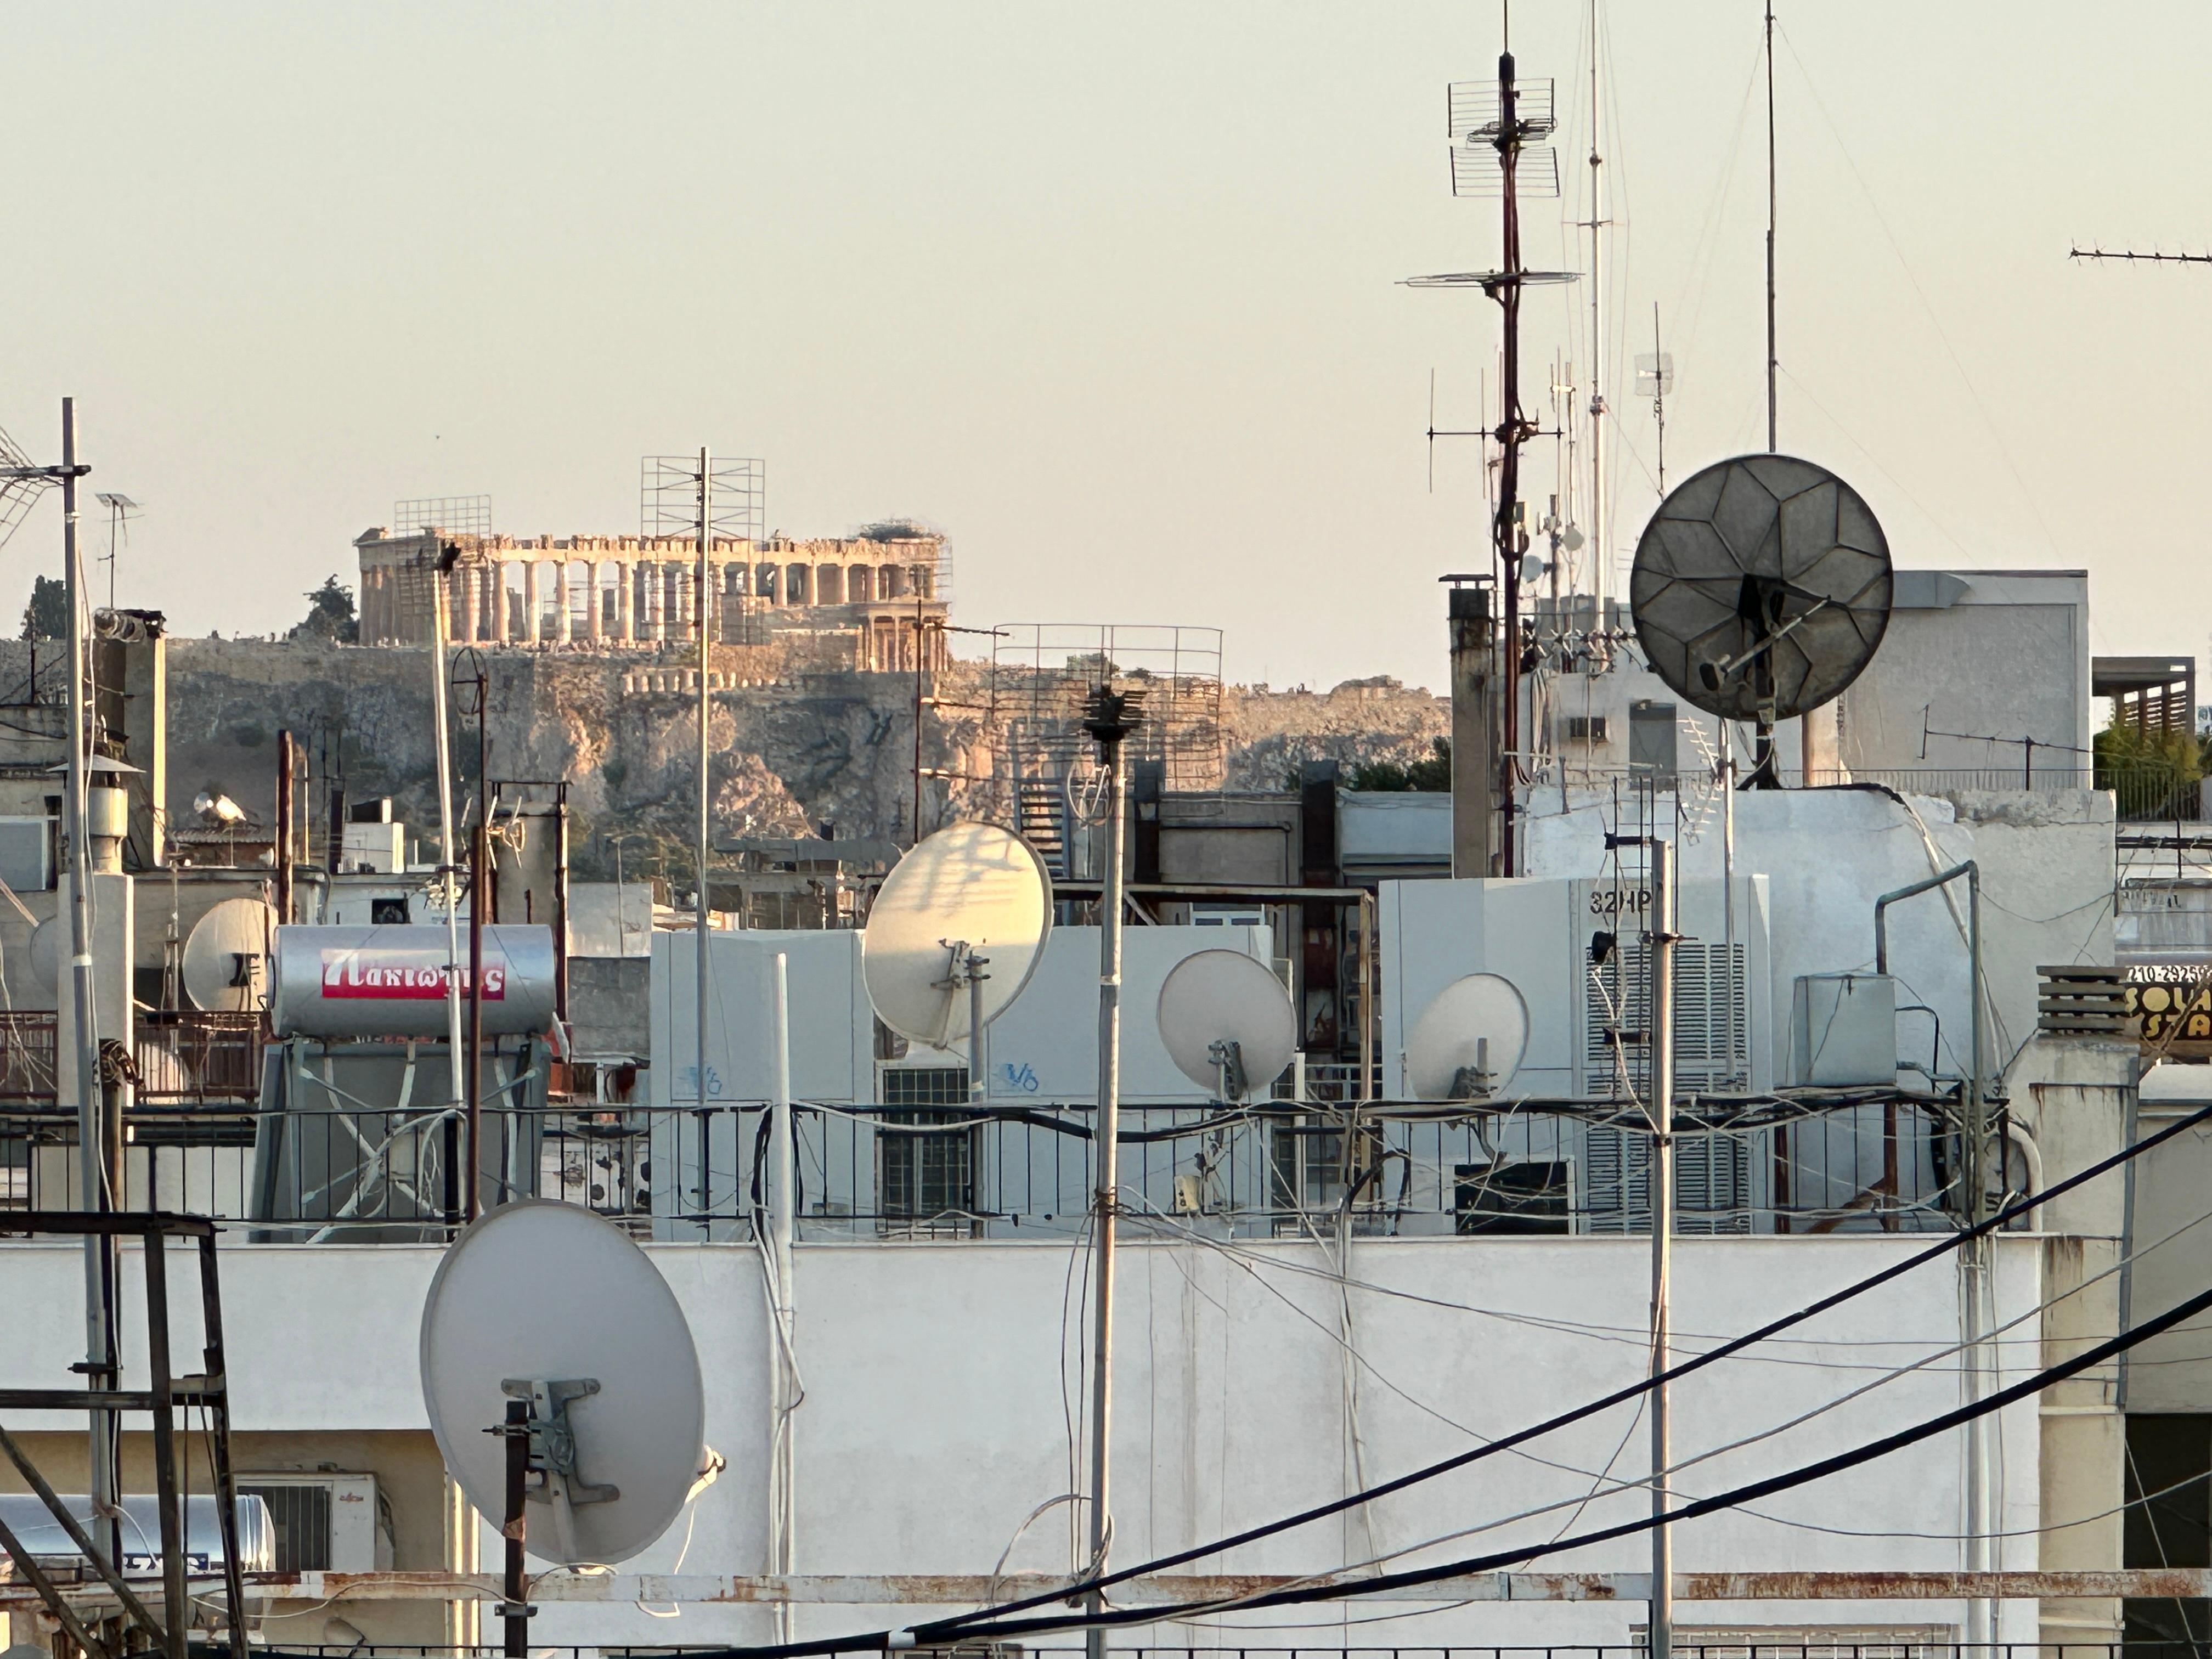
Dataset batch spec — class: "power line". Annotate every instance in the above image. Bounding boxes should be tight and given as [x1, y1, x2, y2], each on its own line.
[915, 1270, 2212, 1646]
[713, 1092, 2212, 1657]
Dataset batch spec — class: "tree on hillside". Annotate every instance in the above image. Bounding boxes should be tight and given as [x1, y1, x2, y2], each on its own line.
[19, 576, 66, 641]
[1350, 736, 1452, 792]
[293, 575, 359, 643]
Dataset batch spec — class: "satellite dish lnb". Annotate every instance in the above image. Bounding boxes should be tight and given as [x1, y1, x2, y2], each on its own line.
[1407, 973, 1530, 1100]
[862, 821, 1052, 1048]
[419, 1201, 706, 1567]
[1630, 454, 1892, 724]
[1158, 949, 1297, 1101]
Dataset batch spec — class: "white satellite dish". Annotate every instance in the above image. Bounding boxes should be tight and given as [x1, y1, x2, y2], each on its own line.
[862, 820, 1052, 1048]
[419, 1200, 706, 1567]
[1407, 973, 1530, 1100]
[26, 916, 59, 998]
[1157, 949, 1297, 1101]
[182, 896, 280, 1013]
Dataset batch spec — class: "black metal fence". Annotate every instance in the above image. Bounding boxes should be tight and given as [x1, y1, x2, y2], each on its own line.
[0, 1096, 1979, 1243]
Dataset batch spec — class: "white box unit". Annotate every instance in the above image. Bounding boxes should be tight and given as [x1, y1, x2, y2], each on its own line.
[235, 1472, 392, 1573]
[651, 929, 873, 1106]
[978, 923, 1274, 1103]
[1791, 973, 1899, 1086]
[1380, 876, 1771, 1099]
[0, 815, 52, 893]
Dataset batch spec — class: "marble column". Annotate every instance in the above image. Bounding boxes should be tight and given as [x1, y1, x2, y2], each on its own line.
[522, 561, 542, 644]
[615, 561, 633, 641]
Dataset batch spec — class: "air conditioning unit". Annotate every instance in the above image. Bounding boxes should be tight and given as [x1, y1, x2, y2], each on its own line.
[235, 1473, 393, 1573]
[1379, 876, 1772, 1100]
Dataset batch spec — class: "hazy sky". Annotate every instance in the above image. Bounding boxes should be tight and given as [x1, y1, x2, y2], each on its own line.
[4, 2, 2208, 695]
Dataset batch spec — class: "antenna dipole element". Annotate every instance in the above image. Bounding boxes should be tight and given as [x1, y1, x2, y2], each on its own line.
[2070, 246, 2212, 265]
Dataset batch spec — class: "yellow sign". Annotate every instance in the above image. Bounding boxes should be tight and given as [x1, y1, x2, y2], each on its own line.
[2123, 964, 2212, 1057]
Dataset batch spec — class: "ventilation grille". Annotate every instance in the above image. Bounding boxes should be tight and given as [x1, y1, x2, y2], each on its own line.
[1585, 943, 1747, 1093]
[1583, 1124, 1754, 1235]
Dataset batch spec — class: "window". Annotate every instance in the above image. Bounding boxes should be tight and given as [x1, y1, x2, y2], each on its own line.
[2126, 1414, 2212, 1648]
[878, 1066, 978, 1237]
[1454, 1160, 1572, 1233]
[1565, 715, 1609, 744]
[370, 897, 410, 926]
[1628, 699, 1678, 777]
[0, 817, 54, 893]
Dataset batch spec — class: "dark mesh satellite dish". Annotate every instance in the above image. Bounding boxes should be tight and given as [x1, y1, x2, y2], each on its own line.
[1629, 454, 1892, 724]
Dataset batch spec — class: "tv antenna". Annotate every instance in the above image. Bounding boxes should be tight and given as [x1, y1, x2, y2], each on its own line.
[1403, 35, 1578, 876]
[420, 1201, 709, 1654]
[1629, 454, 1893, 786]
[1636, 304, 1675, 497]
[1155, 948, 1297, 1104]
[94, 492, 140, 610]
[2070, 246, 2212, 266]
[1405, 972, 1530, 1101]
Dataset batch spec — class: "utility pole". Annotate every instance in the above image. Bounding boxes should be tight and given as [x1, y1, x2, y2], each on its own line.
[1646, 836, 1679, 1659]
[1080, 687, 1138, 1659]
[696, 449, 713, 1121]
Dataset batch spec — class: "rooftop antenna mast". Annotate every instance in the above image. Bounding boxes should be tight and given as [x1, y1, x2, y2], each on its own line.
[1585, 0, 1609, 603]
[1637, 307, 1675, 496]
[1765, 1, 1779, 451]
[1404, 16, 1572, 874]
[2, 404, 123, 1573]
[94, 493, 140, 611]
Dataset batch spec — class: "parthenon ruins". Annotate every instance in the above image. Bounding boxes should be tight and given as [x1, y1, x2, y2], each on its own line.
[352, 524, 952, 670]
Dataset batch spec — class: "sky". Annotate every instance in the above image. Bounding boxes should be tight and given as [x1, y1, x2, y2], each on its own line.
[3, 2, 2209, 696]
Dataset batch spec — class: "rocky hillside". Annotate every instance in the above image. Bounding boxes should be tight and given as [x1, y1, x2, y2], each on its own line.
[12, 639, 1449, 878]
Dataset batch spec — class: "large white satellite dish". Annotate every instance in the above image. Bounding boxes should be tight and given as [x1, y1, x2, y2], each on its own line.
[1406, 973, 1530, 1100]
[1157, 949, 1297, 1101]
[182, 896, 280, 1013]
[419, 1201, 705, 1566]
[862, 820, 1052, 1048]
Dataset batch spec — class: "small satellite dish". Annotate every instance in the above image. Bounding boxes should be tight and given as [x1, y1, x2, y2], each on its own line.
[420, 1201, 704, 1567]
[26, 916, 59, 997]
[1157, 949, 1297, 1101]
[1629, 454, 1892, 724]
[182, 897, 280, 1013]
[1407, 973, 1530, 1100]
[862, 821, 1052, 1048]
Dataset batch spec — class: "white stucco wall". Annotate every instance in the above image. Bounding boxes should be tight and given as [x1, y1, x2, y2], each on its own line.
[1519, 785, 2114, 1086]
[0, 1232, 2045, 1649]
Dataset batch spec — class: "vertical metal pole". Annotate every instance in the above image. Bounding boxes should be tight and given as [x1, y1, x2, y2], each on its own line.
[1720, 721, 1739, 1086]
[1083, 733, 1130, 1659]
[1587, 0, 1605, 611]
[1764, 0, 1779, 453]
[1493, 47, 1527, 877]
[769, 952, 796, 1643]
[502, 1398, 528, 1659]
[967, 953, 990, 1104]
[142, 1235, 187, 1659]
[275, 730, 294, 921]
[430, 562, 466, 1200]
[1648, 837, 1677, 1659]
[697, 450, 713, 1124]
[194, 1232, 250, 1659]
[1963, 867, 1994, 1650]
[466, 815, 486, 1222]
[62, 399, 120, 1573]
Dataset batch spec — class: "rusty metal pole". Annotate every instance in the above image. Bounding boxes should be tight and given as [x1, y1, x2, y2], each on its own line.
[1648, 838, 1678, 1659]
[501, 1398, 529, 1659]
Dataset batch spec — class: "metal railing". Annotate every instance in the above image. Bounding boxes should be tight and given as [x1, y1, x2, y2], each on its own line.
[189, 1645, 2212, 1659]
[0, 1097, 1977, 1243]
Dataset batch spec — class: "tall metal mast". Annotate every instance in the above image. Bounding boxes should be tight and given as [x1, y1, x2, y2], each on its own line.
[1587, 0, 1607, 607]
[1489, 46, 1542, 876]
[61, 402, 121, 1570]
[1765, 1, 1779, 452]
[696, 449, 713, 1126]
